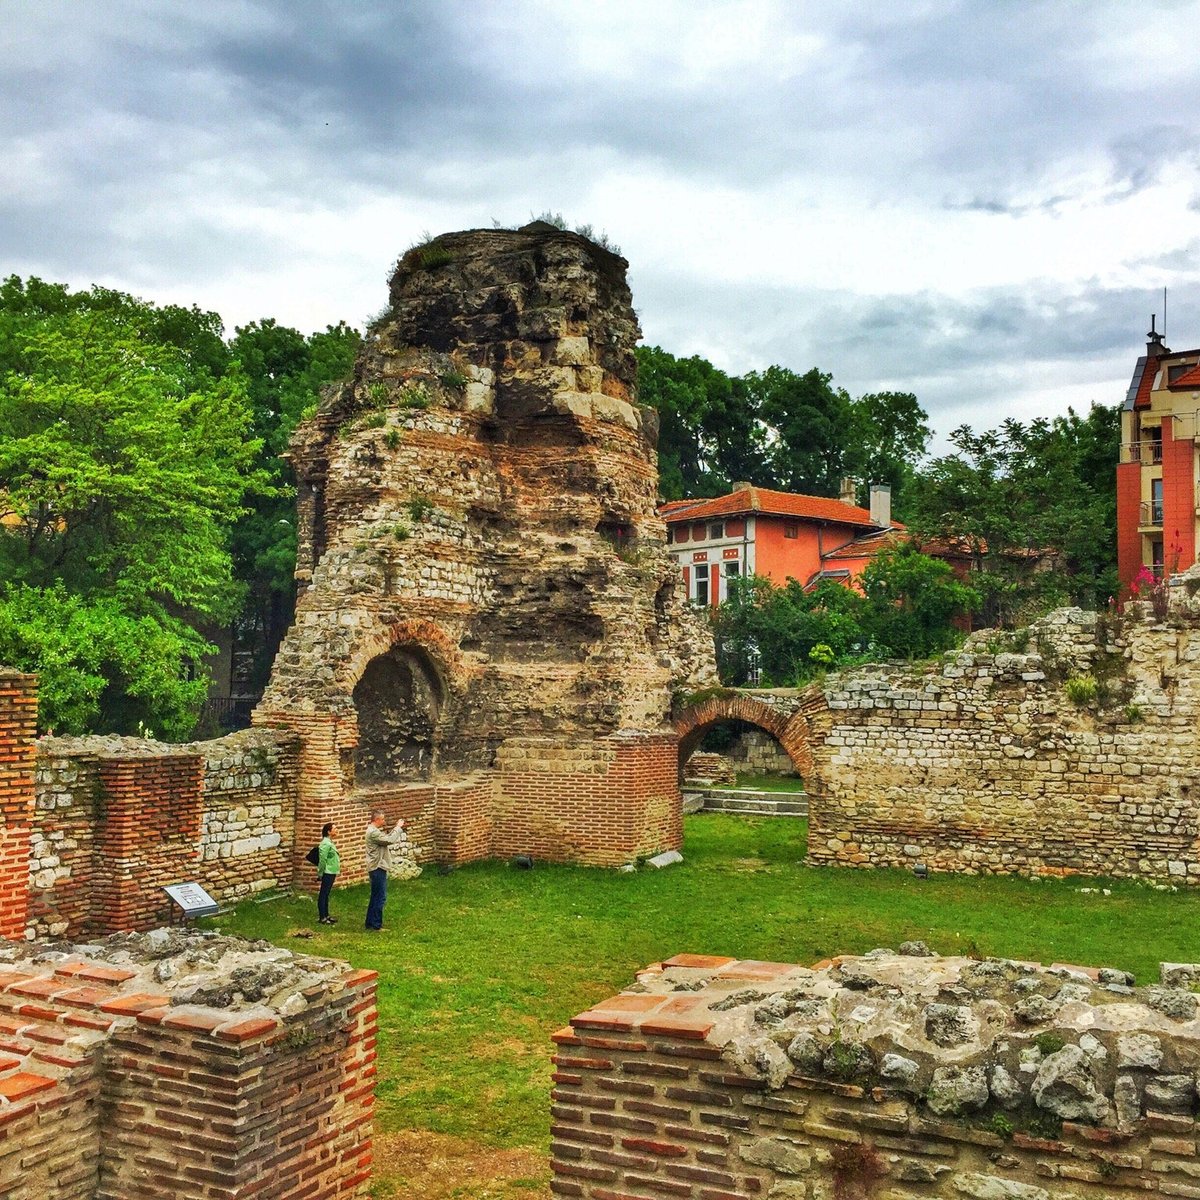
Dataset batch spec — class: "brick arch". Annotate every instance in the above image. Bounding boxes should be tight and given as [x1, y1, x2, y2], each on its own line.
[341, 618, 468, 697]
[673, 694, 814, 779]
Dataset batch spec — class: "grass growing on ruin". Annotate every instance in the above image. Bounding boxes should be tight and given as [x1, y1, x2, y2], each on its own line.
[212, 813, 1200, 1196]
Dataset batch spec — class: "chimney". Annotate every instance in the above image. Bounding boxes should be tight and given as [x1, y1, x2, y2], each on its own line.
[1148, 314, 1170, 357]
[869, 484, 891, 527]
[839, 477, 857, 506]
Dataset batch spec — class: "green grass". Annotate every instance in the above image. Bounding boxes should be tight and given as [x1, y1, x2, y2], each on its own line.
[211, 814, 1200, 1163]
[733, 771, 807, 792]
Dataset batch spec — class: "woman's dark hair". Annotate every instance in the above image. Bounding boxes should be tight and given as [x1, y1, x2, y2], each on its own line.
[322, 822, 334, 838]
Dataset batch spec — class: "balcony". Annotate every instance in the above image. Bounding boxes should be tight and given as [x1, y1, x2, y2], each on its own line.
[1122, 440, 1164, 464]
[1139, 500, 1164, 529]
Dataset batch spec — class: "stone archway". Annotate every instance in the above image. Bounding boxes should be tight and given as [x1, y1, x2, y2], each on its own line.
[673, 692, 815, 780]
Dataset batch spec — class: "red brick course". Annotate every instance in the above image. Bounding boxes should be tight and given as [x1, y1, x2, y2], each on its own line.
[0, 672, 36, 939]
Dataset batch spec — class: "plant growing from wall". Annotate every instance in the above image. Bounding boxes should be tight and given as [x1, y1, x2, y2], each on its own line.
[1064, 675, 1098, 707]
[407, 497, 434, 523]
[830, 1141, 885, 1200]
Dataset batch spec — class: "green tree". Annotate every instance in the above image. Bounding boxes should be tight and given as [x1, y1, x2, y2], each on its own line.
[846, 390, 931, 517]
[636, 345, 761, 498]
[741, 366, 853, 496]
[228, 319, 360, 687]
[713, 575, 869, 686]
[0, 283, 262, 735]
[860, 542, 978, 658]
[907, 406, 1118, 625]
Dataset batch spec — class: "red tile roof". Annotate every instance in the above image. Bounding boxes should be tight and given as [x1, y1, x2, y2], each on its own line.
[820, 528, 974, 563]
[1168, 362, 1200, 390]
[659, 486, 895, 528]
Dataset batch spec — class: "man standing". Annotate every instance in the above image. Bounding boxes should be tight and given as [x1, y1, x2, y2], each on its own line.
[365, 810, 406, 932]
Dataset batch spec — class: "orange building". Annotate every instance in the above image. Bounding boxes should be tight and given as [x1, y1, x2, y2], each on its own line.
[1117, 321, 1200, 592]
[659, 483, 898, 607]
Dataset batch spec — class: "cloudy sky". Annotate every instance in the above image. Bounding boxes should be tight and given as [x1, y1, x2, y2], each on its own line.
[5, 0, 1200, 444]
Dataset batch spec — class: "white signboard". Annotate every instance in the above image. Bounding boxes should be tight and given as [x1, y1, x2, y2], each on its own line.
[164, 882, 219, 918]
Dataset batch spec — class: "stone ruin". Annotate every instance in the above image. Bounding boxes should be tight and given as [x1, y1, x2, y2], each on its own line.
[555, 949, 1200, 1199]
[0, 929, 375, 1199]
[255, 223, 715, 874]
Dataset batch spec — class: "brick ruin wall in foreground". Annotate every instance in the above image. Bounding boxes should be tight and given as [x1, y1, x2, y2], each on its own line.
[554, 950, 1200, 1200]
[805, 603, 1200, 883]
[0, 929, 375, 1200]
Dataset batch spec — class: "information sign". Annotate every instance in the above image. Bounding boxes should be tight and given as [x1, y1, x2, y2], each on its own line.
[164, 882, 220, 919]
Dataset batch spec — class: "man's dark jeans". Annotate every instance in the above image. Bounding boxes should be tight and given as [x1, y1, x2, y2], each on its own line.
[366, 867, 388, 929]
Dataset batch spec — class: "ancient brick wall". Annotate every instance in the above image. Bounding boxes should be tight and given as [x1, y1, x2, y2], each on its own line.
[0, 670, 37, 939]
[806, 607, 1200, 884]
[554, 950, 1200, 1200]
[93, 751, 204, 931]
[28, 742, 100, 938]
[197, 730, 299, 902]
[0, 930, 375, 1200]
[725, 729, 796, 776]
[492, 734, 679, 866]
[23, 731, 300, 938]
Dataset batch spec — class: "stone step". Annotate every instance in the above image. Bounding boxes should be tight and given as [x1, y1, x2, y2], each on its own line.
[699, 787, 807, 803]
[696, 791, 808, 818]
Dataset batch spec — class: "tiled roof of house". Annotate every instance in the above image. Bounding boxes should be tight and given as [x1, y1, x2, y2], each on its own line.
[820, 528, 975, 564]
[1167, 362, 1200, 390]
[659, 486, 895, 529]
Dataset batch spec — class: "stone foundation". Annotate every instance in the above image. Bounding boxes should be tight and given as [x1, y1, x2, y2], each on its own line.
[553, 950, 1200, 1199]
[0, 929, 375, 1199]
[682, 751, 737, 787]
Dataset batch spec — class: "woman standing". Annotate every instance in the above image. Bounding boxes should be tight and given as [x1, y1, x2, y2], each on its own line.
[317, 822, 340, 925]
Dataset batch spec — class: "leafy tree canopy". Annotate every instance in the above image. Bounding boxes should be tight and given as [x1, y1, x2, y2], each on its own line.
[712, 545, 977, 687]
[907, 407, 1118, 624]
[0, 277, 264, 734]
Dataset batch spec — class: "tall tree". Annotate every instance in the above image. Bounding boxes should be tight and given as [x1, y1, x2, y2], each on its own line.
[228, 319, 361, 688]
[0, 282, 263, 735]
[907, 405, 1119, 626]
[636, 345, 761, 498]
[846, 390, 931, 517]
[740, 366, 852, 496]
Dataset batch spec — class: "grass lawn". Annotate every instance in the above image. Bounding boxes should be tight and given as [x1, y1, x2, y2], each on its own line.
[211, 814, 1200, 1197]
[733, 771, 807, 792]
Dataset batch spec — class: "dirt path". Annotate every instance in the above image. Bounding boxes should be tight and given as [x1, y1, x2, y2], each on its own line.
[371, 1130, 550, 1198]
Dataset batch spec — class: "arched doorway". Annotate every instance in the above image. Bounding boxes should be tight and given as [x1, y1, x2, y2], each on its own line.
[673, 693, 814, 782]
[352, 645, 445, 783]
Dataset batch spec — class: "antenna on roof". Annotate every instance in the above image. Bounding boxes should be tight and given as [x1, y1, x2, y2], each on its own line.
[1164, 287, 1167, 339]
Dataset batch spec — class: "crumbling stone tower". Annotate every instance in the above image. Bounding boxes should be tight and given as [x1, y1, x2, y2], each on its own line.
[256, 224, 715, 878]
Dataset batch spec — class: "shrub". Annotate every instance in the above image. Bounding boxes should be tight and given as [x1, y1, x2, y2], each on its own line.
[439, 367, 469, 390]
[385, 429, 402, 450]
[1064, 675, 1098, 707]
[1034, 1032, 1065, 1055]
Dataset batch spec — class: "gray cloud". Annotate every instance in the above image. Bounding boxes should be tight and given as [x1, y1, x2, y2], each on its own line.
[3, 0, 1200, 439]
